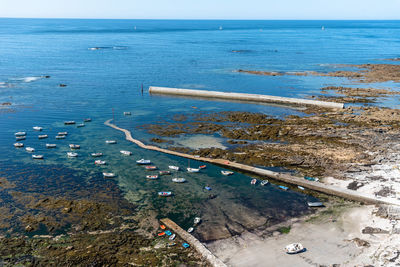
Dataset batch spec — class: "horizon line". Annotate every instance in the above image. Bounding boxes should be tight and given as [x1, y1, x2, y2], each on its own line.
[1, 17, 400, 21]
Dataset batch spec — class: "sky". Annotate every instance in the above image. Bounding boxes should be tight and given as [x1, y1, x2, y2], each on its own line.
[1, 0, 400, 20]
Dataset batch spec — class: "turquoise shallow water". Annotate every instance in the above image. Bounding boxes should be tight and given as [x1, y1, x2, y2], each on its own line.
[1, 19, 400, 240]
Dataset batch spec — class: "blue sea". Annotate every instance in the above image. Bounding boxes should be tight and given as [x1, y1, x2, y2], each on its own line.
[1, 19, 400, 240]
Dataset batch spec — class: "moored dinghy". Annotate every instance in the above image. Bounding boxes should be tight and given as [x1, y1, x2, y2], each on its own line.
[103, 172, 116, 178]
[120, 150, 132, 156]
[32, 154, 44, 159]
[26, 147, 35, 152]
[251, 179, 257, 185]
[194, 217, 201, 225]
[91, 152, 103, 157]
[159, 170, 171, 175]
[58, 132, 68, 136]
[95, 160, 106, 165]
[69, 144, 80, 149]
[187, 227, 194, 233]
[260, 180, 269, 186]
[77, 123, 85, 128]
[221, 170, 234, 176]
[16, 136, 26, 141]
[279, 185, 289, 191]
[46, 144, 56, 148]
[15, 132, 26, 136]
[105, 140, 116, 144]
[55, 135, 66, 139]
[33, 126, 43, 131]
[38, 134, 48, 139]
[67, 152, 78, 157]
[136, 159, 151, 165]
[187, 168, 200, 173]
[84, 118, 92, 122]
[307, 201, 324, 207]
[172, 178, 186, 183]
[168, 165, 179, 171]
[146, 175, 159, 180]
[199, 165, 206, 169]
[14, 143, 24, 148]
[64, 121, 75, 125]
[145, 165, 157, 170]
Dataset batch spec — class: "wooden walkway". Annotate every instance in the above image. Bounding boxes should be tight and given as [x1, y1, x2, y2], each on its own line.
[160, 218, 226, 267]
[105, 119, 399, 206]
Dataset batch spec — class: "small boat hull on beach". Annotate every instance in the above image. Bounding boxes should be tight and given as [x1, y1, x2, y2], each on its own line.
[285, 243, 304, 254]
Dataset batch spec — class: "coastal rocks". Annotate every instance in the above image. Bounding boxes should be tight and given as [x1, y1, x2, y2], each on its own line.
[361, 226, 389, 234]
[351, 237, 370, 247]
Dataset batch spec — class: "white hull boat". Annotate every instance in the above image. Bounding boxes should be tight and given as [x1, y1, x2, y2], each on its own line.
[103, 172, 116, 178]
[120, 150, 132, 156]
[194, 217, 201, 225]
[69, 144, 80, 149]
[26, 147, 35, 152]
[95, 160, 106, 165]
[16, 136, 26, 141]
[285, 243, 304, 254]
[187, 168, 200, 173]
[33, 126, 43, 131]
[260, 180, 269, 186]
[168, 165, 180, 171]
[105, 140, 116, 144]
[77, 123, 85, 128]
[55, 135, 66, 139]
[91, 153, 103, 157]
[187, 227, 194, 233]
[32, 154, 43, 159]
[64, 121, 75, 125]
[136, 159, 151, 165]
[67, 152, 78, 157]
[38, 135, 48, 139]
[14, 143, 24, 148]
[307, 201, 324, 207]
[58, 132, 68, 135]
[172, 178, 186, 183]
[15, 132, 26, 136]
[221, 170, 234, 176]
[146, 175, 159, 180]
[46, 144, 56, 148]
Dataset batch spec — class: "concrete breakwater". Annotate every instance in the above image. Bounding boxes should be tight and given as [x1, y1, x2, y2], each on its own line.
[104, 120, 397, 206]
[148, 86, 345, 109]
[160, 218, 227, 267]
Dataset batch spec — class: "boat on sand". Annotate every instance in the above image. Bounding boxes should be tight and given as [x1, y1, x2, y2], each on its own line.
[285, 243, 304, 254]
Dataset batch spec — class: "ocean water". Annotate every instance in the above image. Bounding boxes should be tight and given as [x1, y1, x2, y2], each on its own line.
[1, 19, 400, 239]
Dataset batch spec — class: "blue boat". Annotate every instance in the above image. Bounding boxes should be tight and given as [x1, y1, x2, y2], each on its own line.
[204, 186, 212, 191]
[165, 230, 172, 236]
[304, 176, 319, 182]
[279, 185, 289, 191]
[182, 243, 190, 248]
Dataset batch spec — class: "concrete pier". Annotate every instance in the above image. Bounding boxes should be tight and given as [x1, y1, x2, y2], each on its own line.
[104, 119, 399, 206]
[149, 86, 344, 109]
[160, 218, 227, 267]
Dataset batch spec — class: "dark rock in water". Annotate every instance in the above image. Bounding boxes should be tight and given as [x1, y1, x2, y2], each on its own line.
[59, 84, 67, 87]
[44, 75, 51, 78]
[1, 102, 11, 106]
[208, 194, 217, 199]
[361, 226, 389, 234]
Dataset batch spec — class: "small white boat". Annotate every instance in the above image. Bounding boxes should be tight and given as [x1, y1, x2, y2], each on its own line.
[159, 170, 171, 175]
[32, 154, 43, 159]
[187, 227, 194, 233]
[146, 175, 159, 180]
[91, 153, 103, 157]
[158, 191, 172, 197]
[307, 201, 324, 207]
[172, 178, 186, 183]
[103, 172, 116, 178]
[221, 170, 234, 176]
[95, 160, 106, 165]
[69, 144, 80, 149]
[25, 147, 35, 152]
[46, 144, 56, 148]
[67, 152, 78, 157]
[251, 179, 257, 185]
[33, 126, 43, 131]
[169, 234, 176, 240]
[187, 168, 200, 173]
[298, 186, 305, 190]
[16, 136, 26, 141]
[136, 159, 151, 165]
[58, 132, 68, 135]
[123, 112, 131, 115]
[14, 143, 24, 148]
[105, 140, 116, 144]
[194, 217, 201, 225]
[260, 180, 269, 186]
[285, 243, 304, 254]
[120, 150, 132, 156]
[168, 165, 180, 171]
[38, 135, 48, 139]
[55, 135, 66, 139]
[64, 121, 75, 125]
[15, 132, 26, 136]
[84, 118, 92, 122]
[77, 123, 85, 128]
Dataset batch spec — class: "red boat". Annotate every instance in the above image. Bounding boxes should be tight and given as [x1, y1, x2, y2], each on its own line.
[145, 165, 157, 170]
[199, 165, 207, 169]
